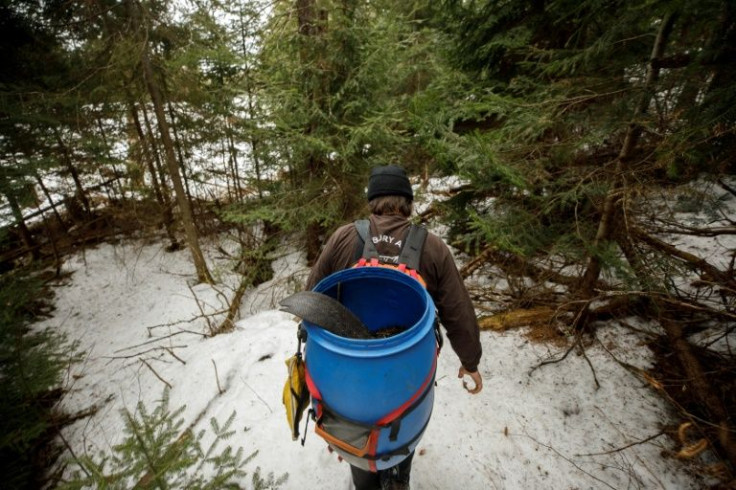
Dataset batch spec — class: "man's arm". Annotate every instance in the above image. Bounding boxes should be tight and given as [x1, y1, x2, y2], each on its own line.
[425, 236, 483, 394]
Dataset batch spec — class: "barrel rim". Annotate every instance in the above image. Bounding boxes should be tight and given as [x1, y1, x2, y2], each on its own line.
[305, 267, 435, 357]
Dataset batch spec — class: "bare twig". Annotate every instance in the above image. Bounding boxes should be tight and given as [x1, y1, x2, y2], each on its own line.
[141, 359, 172, 389]
[212, 359, 224, 395]
[530, 329, 600, 389]
[577, 431, 666, 456]
[103, 345, 187, 360]
[115, 330, 207, 353]
[213, 275, 251, 335]
[529, 335, 579, 374]
[514, 431, 619, 490]
[165, 347, 186, 365]
[145, 314, 227, 336]
[240, 376, 272, 413]
[187, 282, 214, 333]
[718, 178, 736, 198]
[579, 343, 601, 390]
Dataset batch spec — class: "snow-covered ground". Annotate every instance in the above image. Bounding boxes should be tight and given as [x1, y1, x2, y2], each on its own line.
[40, 241, 714, 489]
[39, 177, 736, 489]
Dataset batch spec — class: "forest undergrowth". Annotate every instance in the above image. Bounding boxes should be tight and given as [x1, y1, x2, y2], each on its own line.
[2, 184, 735, 488]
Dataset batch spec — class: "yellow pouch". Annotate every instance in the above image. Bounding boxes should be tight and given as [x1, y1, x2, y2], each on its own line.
[282, 353, 309, 441]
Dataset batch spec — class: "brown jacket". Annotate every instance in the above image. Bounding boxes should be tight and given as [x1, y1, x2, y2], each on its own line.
[306, 214, 482, 372]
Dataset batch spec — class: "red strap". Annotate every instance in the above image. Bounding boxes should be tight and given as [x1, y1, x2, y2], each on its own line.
[376, 350, 438, 426]
[305, 367, 322, 401]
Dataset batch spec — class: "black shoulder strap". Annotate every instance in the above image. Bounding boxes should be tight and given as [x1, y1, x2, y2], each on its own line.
[354, 219, 378, 263]
[397, 224, 427, 271]
[354, 220, 427, 270]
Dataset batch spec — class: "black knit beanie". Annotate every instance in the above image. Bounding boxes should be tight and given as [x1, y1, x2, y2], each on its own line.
[366, 165, 413, 201]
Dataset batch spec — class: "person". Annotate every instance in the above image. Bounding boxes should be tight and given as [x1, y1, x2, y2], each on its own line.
[305, 164, 483, 490]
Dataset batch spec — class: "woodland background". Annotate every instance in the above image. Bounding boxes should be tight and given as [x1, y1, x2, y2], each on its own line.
[0, 0, 734, 488]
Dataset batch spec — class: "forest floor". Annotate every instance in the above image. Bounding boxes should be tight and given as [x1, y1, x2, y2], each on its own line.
[37, 233, 724, 490]
[7, 180, 733, 489]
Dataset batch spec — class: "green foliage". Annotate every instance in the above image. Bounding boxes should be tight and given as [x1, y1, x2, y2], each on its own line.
[416, 0, 736, 281]
[254, 0, 449, 234]
[62, 389, 283, 489]
[0, 269, 78, 488]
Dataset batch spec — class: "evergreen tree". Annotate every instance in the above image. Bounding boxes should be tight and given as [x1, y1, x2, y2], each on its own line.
[253, 0, 444, 258]
[429, 0, 735, 279]
[0, 270, 78, 488]
[430, 0, 736, 469]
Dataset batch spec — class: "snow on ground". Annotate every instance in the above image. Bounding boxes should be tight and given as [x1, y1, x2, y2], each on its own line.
[39, 230, 714, 489]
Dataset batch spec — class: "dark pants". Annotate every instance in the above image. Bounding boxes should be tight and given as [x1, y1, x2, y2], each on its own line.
[350, 452, 414, 490]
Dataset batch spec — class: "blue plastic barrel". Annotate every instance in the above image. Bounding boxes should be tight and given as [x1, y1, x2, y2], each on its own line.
[304, 267, 437, 470]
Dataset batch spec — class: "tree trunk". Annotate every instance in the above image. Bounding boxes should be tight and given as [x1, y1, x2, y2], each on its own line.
[52, 129, 91, 217]
[238, 7, 264, 200]
[166, 100, 194, 207]
[141, 45, 213, 284]
[130, 103, 179, 248]
[296, 0, 329, 263]
[577, 13, 677, 297]
[33, 171, 65, 229]
[2, 186, 38, 260]
[225, 119, 243, 203]
[94, 115, 126, 201]
[130, 104, 165, 206]
[141, 104, 172, 203]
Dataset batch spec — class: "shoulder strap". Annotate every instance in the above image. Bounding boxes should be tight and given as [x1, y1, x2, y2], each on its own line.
[354, 220, 379, 263]
[397, 224, 427, 271]
[354, 220, 427, 270]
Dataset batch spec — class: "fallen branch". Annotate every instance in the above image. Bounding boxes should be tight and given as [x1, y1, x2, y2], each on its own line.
[478, 307, 558, 331]
[459, 245, 609, 291]
[650, 220, 736, 237]
[631, 226, 736, 289]
[658, 316, 736, 467]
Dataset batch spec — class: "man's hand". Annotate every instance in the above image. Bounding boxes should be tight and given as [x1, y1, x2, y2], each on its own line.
[458, 366, 483, 394]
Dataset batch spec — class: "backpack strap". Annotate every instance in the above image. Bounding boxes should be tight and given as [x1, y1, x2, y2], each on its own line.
[353, 219, 379, 264]
[354, 219, 427, 271]
[397, 224, 427, 271]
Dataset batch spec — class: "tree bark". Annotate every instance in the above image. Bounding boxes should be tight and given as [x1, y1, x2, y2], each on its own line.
[166, 100, 194, 207]
[133, 0, 213, 284]
[33, 171, 65, 229]
[52, 128, 91, 217]
[1, 185, 38, 260]
[296, 0, 329, 263]
[577, 13, 677, 297]
[238, 7, 264, 200]
[130, 104, 165, 206]
[225, 119, 243, 203]
[130, 102, 179, 248]
[140, 104, 171, 204]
